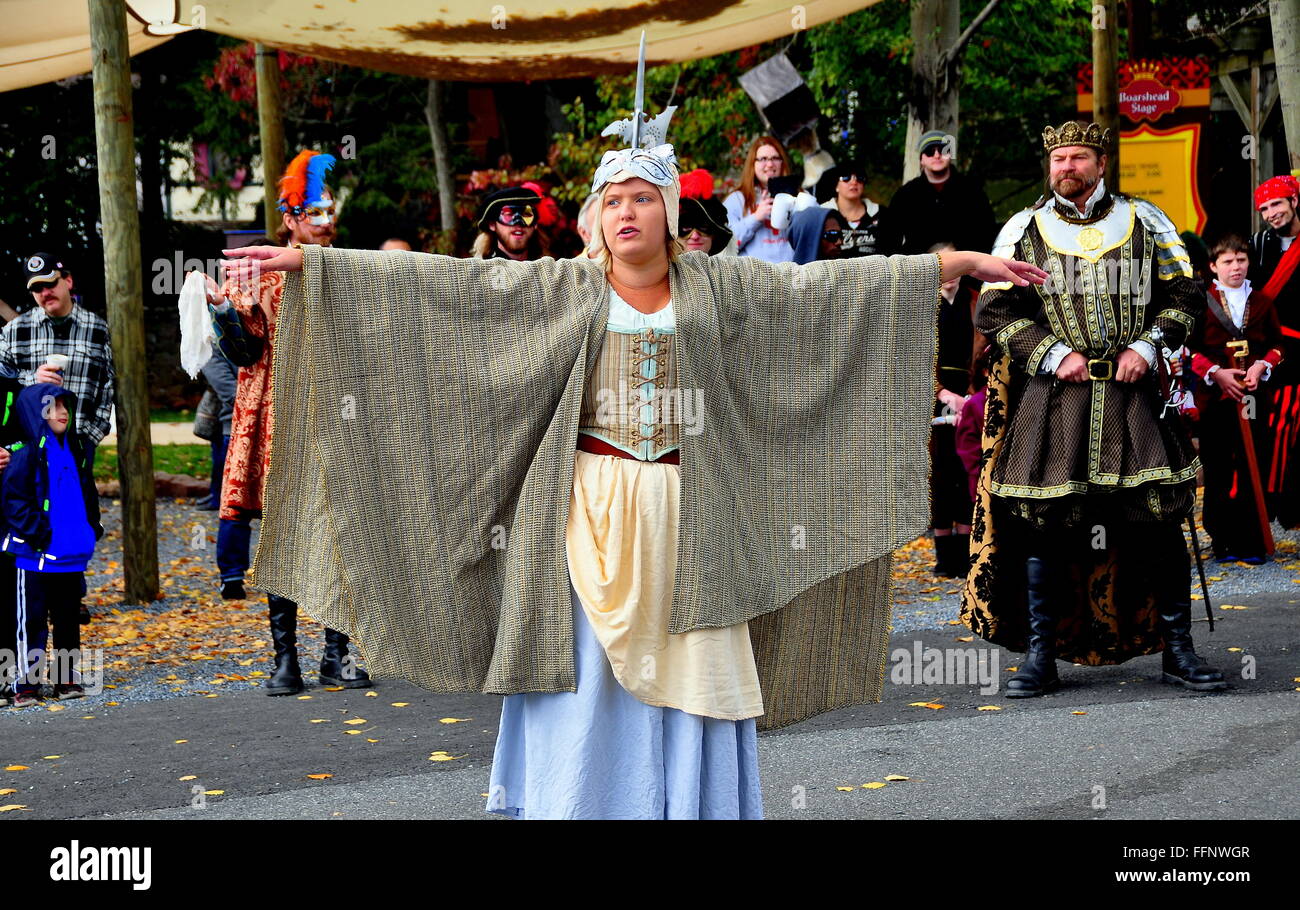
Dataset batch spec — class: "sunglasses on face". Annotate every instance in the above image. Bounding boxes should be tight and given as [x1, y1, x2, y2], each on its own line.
[922, 145, 948, 158]
[678, 226, 714, 238]
[838, 174, 864, 183]
[497, 205, 537, 227]
[822, 230, 844, 243]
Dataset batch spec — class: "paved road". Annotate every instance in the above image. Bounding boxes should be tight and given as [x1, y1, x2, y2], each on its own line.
[2, 592, 1295, 820]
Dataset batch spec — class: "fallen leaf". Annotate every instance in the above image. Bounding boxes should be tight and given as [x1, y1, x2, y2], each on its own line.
[884, 775, 910, 781]
[4, 765, 29, 772]
[862, 782, 887, 789]
[428, 751, 465, 762]
[42, 755, 60, 760]
[977, 705, 1002, 711]
[310, 719, 329, 724]
[344, 730, 362, 735]
[366, 738, 379, 743]
[0, 789, 15, 795]
[323, 686, 344, 692]
[203, 789, 224, 796]
[174, 740, 188, 744]
[0, 805, 28, 812]
[836, 786, 855, 792]
[343, 718, 367, 726]
[955, 636, 973, 642]
[365, 691, 378, 697]
[438, 717, 471, 724]
[1227, 647, 1243, 652]
[1071, 711, 1087, 715]
[306, 773, 333, 780]
[391, 702, 410, 708]
[297, 695, 313, 700]
[178, 775, 197, 781]
[1219, 605, 1249, 611]
[46, 705, 64, 712]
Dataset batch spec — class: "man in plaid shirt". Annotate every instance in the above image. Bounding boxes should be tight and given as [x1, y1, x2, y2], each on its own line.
[0, 253, 115, 458]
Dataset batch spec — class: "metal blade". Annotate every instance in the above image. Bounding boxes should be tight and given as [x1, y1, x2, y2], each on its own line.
[632, 31, 646, 147]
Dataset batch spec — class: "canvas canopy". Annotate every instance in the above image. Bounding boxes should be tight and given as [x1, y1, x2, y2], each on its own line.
[1, 0, 878, 91]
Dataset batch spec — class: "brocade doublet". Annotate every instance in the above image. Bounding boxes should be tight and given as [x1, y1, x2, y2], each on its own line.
[975, 195, 1202, 506]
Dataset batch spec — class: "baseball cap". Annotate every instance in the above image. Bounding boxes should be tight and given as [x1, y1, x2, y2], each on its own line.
[24, 252, 67, 288]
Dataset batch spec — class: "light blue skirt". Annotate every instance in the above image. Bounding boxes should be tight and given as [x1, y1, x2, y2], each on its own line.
[486, 583, 764, 819]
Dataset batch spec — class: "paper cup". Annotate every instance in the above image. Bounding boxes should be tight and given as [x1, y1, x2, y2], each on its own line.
[45, 354, 69, 371]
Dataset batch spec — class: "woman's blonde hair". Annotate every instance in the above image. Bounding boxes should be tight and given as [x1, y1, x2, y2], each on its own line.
[588, 177, 684, 273]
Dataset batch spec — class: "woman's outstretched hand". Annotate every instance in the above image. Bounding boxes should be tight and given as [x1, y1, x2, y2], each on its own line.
[940, 251, 1048, 287]
[220, 245, 304, 281]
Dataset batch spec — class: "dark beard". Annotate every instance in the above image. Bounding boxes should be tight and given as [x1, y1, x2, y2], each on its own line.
[1051, 173, 1099, 198]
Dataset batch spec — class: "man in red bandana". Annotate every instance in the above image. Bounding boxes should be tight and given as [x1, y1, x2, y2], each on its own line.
[1248, 175, 1300, 526]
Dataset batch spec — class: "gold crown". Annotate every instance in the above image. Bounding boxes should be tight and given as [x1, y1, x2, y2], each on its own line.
[1127, 61, 1161, 82]
[1043, 121, 1113, 154]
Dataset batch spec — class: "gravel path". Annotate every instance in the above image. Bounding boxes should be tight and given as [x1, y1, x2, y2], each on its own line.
[3, 495, 1292, 719]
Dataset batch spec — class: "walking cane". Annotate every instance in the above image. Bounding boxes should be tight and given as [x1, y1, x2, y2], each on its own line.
[1186, 517, 1214, 632]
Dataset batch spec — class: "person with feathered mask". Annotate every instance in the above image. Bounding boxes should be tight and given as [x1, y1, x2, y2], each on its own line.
[203, 149, 370, 698]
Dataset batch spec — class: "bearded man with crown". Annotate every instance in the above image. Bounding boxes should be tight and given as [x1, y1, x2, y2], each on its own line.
[962, 121, 1227, 699]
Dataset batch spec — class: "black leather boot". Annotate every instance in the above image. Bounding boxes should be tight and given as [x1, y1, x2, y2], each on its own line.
[1006, 555, 1061, 697]
[1156, 537, 1227, 691]
[265, 595, 304, 696]
[934, 535, 960, 577]
[320, 628, 372, 689]
[949, 533, 970, 578]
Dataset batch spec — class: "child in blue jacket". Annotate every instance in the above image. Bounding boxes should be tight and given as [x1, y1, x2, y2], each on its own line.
[2, 383, 102, 704]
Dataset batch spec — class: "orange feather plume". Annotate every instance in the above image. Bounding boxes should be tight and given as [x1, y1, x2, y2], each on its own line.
[277, 150, 314, 212]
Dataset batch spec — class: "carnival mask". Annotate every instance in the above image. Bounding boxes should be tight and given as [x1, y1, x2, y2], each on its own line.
[497, 205, 537, 227]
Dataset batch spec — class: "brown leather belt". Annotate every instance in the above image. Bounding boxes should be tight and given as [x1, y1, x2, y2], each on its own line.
[577, 433, 680, 465]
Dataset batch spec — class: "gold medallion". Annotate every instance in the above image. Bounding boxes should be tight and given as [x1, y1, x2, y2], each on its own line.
[1077, 227, 1104, 252]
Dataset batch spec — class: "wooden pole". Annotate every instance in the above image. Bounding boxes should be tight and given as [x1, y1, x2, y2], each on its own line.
[87, 0, 159, 604]
[255, 44, 285, 238]
[1092, 0, 1121, 192]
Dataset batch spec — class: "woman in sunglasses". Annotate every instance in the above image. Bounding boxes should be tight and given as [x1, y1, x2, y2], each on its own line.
[676, 168, 734, 256]
[814, 162, 899, 257]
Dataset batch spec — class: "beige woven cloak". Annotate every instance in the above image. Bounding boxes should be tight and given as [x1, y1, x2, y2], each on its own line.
[251, 245, 940, 731]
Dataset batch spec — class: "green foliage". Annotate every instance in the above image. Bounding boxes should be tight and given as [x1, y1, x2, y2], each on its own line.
[96, 445, 213, 484]
[548, 54, 765, 204]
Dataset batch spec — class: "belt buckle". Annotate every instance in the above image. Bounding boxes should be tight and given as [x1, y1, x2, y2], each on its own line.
[1226, 339, 1249, 363]
[1087, 358, 1113, 381]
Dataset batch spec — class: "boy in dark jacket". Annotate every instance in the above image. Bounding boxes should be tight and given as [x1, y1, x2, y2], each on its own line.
[0, 371, 22, 705]
[2, 384, 102, 705]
